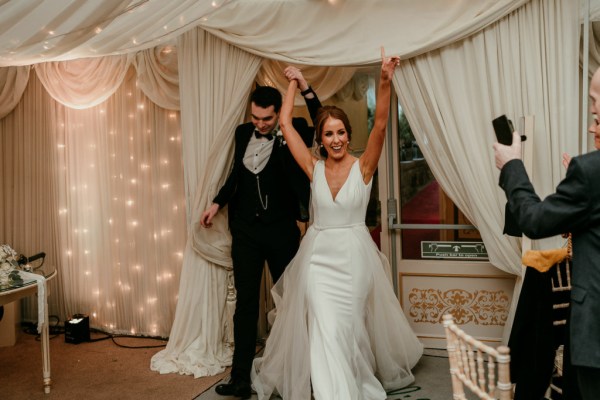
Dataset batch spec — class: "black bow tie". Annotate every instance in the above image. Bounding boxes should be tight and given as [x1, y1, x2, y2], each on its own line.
[254, 130, 274, 140]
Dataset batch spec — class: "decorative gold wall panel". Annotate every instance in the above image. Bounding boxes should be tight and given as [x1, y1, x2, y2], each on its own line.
[407, 288, 510, 326]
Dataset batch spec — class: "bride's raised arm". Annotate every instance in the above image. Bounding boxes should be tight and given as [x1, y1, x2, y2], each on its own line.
[279, 79, 316, 180]
[359, 49, 400, 183]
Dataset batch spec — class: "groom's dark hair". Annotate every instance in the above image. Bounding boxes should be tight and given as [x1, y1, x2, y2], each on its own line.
[251, 85, 282, 113]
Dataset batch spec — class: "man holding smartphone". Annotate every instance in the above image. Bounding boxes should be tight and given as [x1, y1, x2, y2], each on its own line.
[493, 67, 600, 400]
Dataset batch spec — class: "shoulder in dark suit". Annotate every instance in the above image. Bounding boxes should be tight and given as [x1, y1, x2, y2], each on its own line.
[500, 153, 600, 239]
[499, 151, 600, 368]
[213, 93, 321, 221]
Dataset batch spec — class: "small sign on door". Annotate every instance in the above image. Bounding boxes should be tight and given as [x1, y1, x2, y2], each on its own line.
[421, 241, 488, 260]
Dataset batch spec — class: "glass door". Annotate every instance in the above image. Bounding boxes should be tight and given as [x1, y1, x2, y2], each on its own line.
[377, 94, 515, 348]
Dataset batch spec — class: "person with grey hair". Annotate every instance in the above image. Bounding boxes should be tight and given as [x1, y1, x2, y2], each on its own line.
[493, 67, 600, 400]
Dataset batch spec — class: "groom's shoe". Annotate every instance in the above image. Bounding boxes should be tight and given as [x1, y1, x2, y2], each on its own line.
[215, 379, 252, 399]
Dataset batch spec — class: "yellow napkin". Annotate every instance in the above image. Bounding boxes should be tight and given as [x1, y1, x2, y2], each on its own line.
[522, 248, 569, 273]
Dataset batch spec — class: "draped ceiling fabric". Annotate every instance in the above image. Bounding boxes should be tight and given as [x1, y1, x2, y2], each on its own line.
[0, 0, 236, 67]
[35, 55, 134, 109]
[134, 47, 180, 110]
[0, 0, 595, 377]
[200, 0, 530, 66]
[0, 66, 30, 118]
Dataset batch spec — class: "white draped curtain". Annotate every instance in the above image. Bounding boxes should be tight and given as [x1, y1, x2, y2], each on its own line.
[396, 0, 580, 274]
[150, 29, 263, 377]
[0, 66, 30, 118]
[0, 0, 590, 378]
[0, 47, 186, 336]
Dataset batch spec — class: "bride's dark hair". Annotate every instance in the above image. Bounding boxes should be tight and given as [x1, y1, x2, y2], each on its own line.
[314, 106, 352, 158]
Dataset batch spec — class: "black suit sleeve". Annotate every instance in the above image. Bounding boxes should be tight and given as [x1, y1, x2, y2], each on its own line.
[297, 90, 322, 147]
[499, 158, 593, 239]
[213, 125, 247, 207]
[503, 202, 523, 237]
[304, 92, 322, 125]
[213, 170, 236, 208]
[293, 118, 312, 147]
[287, 117, 312, 222]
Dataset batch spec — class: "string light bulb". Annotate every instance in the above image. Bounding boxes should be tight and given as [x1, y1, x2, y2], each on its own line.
[48, 60, 185, 337]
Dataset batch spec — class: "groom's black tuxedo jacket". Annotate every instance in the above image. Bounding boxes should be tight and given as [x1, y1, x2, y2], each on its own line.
[500, 152, 600, 369]
[213, 96, 321, 227]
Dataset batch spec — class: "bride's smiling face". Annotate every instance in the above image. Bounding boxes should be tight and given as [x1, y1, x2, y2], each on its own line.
[321, 117, 350, 159]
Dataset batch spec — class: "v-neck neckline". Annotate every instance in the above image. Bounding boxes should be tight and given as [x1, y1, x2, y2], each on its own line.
[323, 160, 358, 202]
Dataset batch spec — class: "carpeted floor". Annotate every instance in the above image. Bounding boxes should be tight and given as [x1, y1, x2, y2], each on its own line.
[401, 181, 440, 225]
[1, 328, 469, 400]
[0, 329, 229, 400]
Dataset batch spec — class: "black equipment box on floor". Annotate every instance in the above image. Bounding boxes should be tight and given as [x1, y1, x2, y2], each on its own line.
[65, 314, 90, 344]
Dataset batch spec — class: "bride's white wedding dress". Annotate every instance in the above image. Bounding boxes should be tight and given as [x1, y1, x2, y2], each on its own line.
[252, 160, 423, 400]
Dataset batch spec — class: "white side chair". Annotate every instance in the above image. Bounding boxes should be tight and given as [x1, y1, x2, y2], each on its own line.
[443, 313, 513, 400]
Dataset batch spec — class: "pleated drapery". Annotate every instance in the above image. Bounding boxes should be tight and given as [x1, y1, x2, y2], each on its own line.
[0, 46, 186, 337]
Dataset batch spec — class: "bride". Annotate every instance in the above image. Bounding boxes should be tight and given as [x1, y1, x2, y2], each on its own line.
[251, 49, 423, 400]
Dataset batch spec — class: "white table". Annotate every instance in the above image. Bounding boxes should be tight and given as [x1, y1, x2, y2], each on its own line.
[0, 267, 56, 394]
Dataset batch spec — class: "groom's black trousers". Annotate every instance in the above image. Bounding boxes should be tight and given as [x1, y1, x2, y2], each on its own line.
[229, 218, 300, 382]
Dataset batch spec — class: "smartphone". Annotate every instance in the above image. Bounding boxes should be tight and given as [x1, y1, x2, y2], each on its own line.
[492, 115, 514, 146]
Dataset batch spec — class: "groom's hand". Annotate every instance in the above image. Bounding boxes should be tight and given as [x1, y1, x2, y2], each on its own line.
[200, 203, 220, 228]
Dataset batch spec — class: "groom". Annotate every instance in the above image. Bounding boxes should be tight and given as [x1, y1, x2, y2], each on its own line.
[200, 67, 321, 398]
